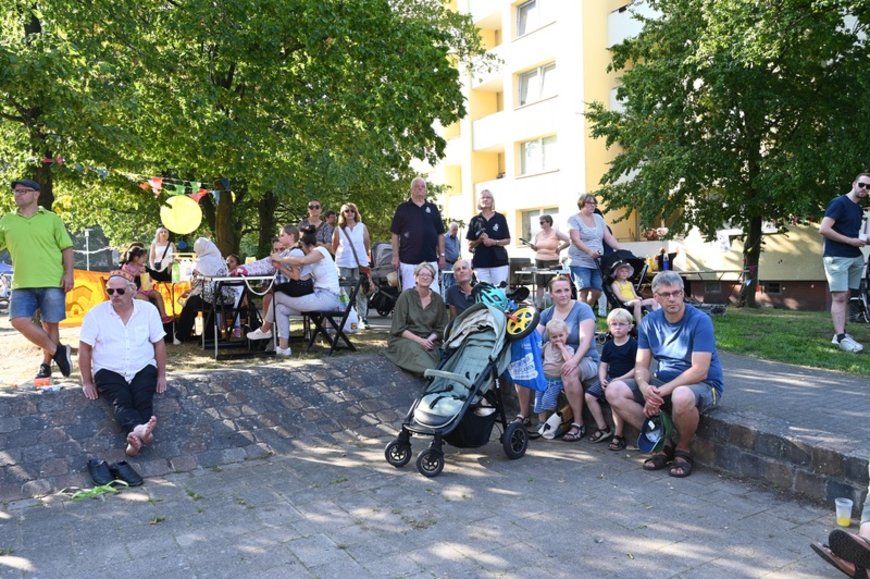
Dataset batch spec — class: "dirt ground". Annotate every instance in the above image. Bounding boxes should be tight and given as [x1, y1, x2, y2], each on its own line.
[0, 310, 390, 389]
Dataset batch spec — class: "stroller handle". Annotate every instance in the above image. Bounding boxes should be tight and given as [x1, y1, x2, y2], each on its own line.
[423, 369, 473, 391]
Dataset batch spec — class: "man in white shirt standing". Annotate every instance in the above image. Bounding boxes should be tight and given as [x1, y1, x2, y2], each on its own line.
[79, 271, 168, 457]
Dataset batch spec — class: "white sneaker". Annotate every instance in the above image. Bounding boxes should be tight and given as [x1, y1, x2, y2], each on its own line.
[247, 327, 273, 340]
[357, 321, 367, 330]
[833, 334, 864, 353]
[275, 346, 293, 357]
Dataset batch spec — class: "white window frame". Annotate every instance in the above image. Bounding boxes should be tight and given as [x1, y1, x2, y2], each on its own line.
[520, 135, 557, 175]
[518, 62, 556, 106]
[520, 207, 561, 242]
[516, 0, 552, 37]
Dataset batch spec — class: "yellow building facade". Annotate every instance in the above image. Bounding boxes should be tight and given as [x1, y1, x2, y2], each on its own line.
[431, 0, 849, 310]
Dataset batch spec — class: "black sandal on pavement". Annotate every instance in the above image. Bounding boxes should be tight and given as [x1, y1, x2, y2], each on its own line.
[589, 427, 613, 444]
[643, 443, 675, 471]
[668, 450, 694, 478]
[608, 435, 626, 451]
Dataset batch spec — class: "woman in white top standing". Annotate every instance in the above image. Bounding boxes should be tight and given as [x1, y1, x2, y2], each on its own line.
[148, 227, 176, 280]
[269, 225, 341, 356]
[332, 202, 371, 328]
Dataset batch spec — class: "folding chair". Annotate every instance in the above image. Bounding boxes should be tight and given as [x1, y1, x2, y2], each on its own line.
[302, 278, 362, 355]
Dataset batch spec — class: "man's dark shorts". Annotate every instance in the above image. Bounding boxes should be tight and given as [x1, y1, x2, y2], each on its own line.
[620, 377, 719, 415]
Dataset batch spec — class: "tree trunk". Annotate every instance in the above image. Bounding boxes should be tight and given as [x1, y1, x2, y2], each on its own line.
[215, 185, 235, 257]
[257, 191, 278, 257]
[739, 216, 762, 308]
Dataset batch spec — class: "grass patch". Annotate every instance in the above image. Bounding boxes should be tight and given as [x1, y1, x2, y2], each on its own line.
[711, 308, 869, 376]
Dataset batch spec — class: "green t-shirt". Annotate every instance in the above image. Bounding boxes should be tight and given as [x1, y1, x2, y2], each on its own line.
[0, 207, 73, 289]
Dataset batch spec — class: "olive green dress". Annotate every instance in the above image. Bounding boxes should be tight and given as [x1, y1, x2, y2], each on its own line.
[385, 288, 449, 375]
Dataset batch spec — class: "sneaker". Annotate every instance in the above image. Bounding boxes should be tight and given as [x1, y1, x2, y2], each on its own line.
[35, 363, 52, 379]
[357, 320, 367, 330]
[275, 346, 293, 357]
[247, 327, 273, 340]
[833, 334, 864, 353]
[52, 343, 72, 377]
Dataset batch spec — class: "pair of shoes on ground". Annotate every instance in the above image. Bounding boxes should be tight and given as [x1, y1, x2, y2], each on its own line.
[247, 327, 273, 340]
[51, 343, 72, 377]
[275, 346, 293, 357]
[87, 458, 143, 487]
[833, 334, 864, 353]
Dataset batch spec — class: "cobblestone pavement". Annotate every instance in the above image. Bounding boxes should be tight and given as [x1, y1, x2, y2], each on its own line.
[0, 432, 845, 578]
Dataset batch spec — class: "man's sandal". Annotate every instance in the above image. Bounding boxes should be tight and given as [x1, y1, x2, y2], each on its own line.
[669, 450, 694, 478]
[562, 423, 585, 442]
[642, 444, 675, 471]
[608, 435, 627, 451]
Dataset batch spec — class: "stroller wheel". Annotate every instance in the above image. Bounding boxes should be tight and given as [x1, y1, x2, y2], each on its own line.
[506, 306, 540, 341]
[384, 439, 412, 468]
[415, 449, 445, 478]
[502, 420, 528, 460]
[376, 306, 392, 317]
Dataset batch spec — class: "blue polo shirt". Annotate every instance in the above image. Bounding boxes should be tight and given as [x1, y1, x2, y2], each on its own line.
[390, 200, 445, 264]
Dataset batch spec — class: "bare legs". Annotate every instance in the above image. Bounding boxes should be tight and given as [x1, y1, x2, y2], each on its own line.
[11, 317, 59, 365]
[831, 290, 849, 335]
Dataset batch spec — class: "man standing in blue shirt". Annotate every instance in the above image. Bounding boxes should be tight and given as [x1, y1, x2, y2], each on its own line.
[606, 271, 723, 478]
[390, 177, 446, 293]
[819, 173, 868, 353]
[442, 221, 461, 291]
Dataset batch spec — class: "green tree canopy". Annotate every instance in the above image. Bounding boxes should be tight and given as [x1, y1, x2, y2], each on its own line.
[586, 0, 870, 306]
[1, 0, 489, 257]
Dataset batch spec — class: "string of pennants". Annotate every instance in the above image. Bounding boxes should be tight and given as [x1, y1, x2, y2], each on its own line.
[36, 155, 230, 204]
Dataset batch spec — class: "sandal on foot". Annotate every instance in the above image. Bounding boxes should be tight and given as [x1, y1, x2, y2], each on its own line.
[812, 543, 869, 579]
[514, 415, 540, 439]
[829, 529, 870, 569]
[562, 423, 585, 442]
[608, 435, 627, 451]
[642, 444, 675, 471]
[668, 450, 694, 478]
[589, 427, 613, 444]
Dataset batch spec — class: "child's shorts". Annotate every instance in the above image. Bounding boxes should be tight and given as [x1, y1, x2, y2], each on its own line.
[534, 376, 564, 414]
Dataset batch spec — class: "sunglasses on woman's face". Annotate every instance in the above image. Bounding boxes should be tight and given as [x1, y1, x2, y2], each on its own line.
[106, 288, 126, 296]
[308, 204, 320, 209]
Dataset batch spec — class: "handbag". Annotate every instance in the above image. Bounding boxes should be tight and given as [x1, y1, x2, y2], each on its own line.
[340, 226, 371, 294]
[149, 243, 172, 282]
[507, 332, 548, 392]
[276, 278, 315, 297]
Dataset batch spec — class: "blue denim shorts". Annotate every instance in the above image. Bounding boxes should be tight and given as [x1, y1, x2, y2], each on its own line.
[9, 287, 67, 323]
[570, 266, 603, 291]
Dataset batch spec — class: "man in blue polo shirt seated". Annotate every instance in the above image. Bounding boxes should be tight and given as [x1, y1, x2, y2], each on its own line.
[390, 177, 446, 294]
[605, 271, 724, 479]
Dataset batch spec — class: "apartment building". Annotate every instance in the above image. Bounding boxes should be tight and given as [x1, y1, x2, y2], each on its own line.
[431, 0, 837, 310]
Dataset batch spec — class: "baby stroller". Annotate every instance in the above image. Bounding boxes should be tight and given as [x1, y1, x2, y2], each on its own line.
[368, 241, 400, 317]
[384, 301, 529, 478]
[599, 249, 649, 312]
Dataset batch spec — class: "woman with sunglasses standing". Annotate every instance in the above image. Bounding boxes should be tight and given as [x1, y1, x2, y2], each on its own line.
[530, 214, 570, 307]
[332, 202, 371, 328]
[298, 199, 335, 253]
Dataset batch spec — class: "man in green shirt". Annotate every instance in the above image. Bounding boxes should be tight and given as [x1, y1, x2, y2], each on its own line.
[0, 179, 74, 378]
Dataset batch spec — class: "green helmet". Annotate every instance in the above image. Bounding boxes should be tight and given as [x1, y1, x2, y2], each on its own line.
[472, 282, 509, 311]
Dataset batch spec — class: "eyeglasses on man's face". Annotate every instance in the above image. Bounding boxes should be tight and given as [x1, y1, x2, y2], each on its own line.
[655, 289, 683, 299]
[106, 288, 127, 296]
[857, 182, 870, 190]
[308, 204, 320, 209]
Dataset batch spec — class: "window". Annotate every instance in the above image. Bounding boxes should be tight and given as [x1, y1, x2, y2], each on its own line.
[762, 282, 783, 295]
[518, 63, 556, 106]
[520, 207, 560, 242]
[517, 0, 551, 37]
[520, 135, 557, 175]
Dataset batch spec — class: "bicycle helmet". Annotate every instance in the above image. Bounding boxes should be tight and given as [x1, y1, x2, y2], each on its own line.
[472, 282, 509, 311]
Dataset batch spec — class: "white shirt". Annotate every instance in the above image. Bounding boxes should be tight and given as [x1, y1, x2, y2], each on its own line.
[334, 223, 370, 269]
[310, 246, 340, 294]
[80, 300, 166, 382]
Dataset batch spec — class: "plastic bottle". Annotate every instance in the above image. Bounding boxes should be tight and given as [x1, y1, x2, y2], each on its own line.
[171, 261, 180, 283]
[194, 311, 203, 336]
[662, 251, 670, 271]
